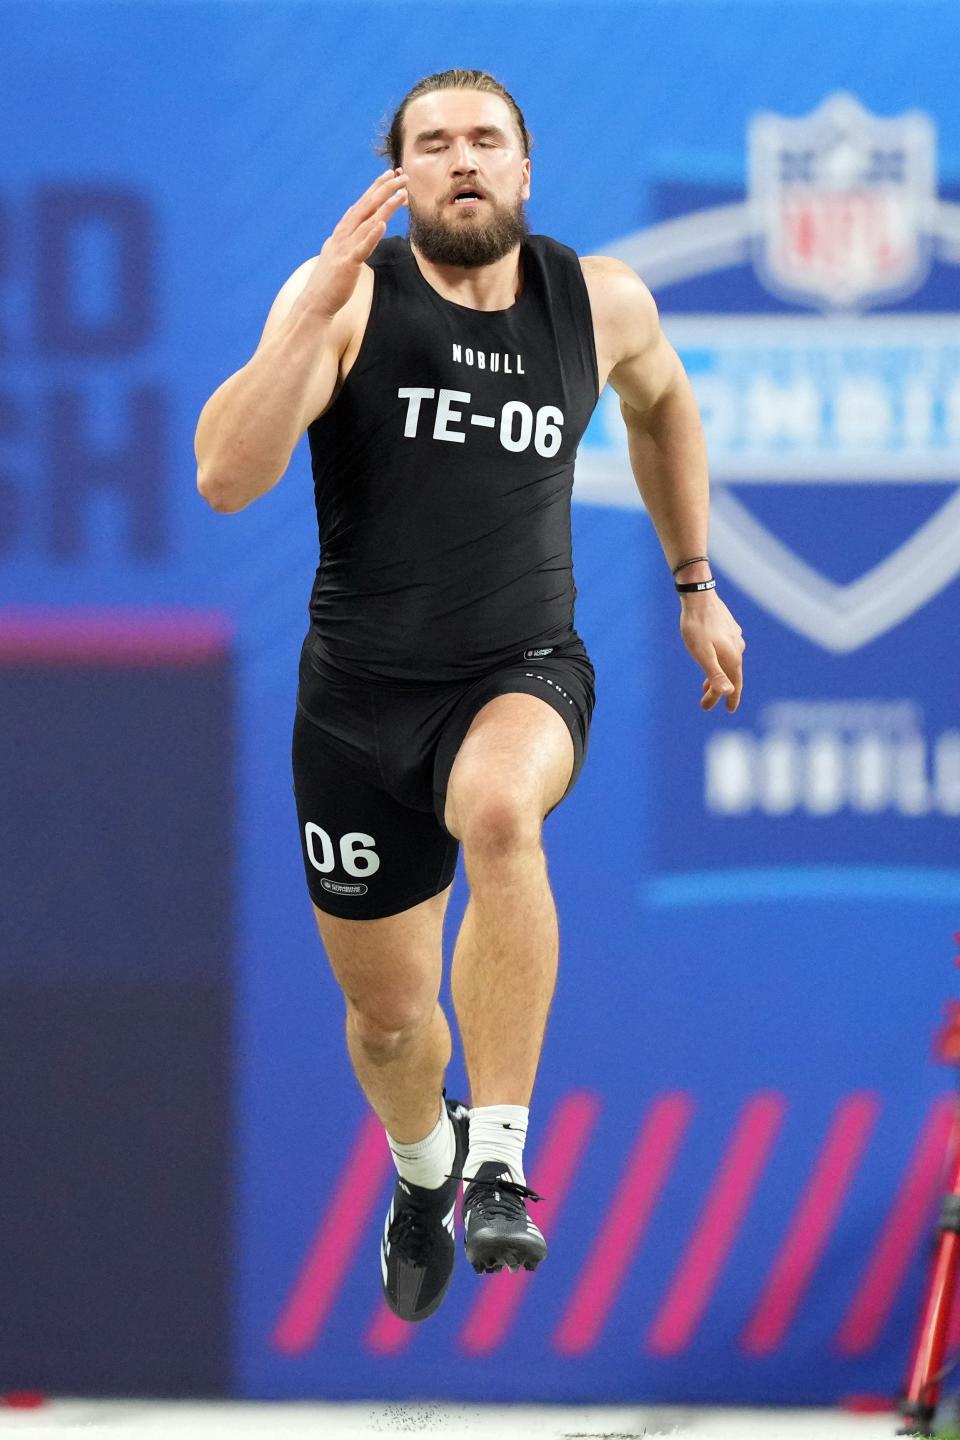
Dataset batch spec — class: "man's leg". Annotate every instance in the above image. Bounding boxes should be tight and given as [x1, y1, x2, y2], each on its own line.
[312, 887, 470, 1322]
[311, 887, 452, 1143]
[444, 692, 574, 1113]
[443, 692, 574, 1273]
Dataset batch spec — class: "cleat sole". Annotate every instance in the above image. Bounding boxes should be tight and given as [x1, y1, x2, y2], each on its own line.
[469, 1246, 543, 1275]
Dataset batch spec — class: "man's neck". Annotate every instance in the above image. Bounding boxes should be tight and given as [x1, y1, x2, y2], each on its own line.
[410, 242, 523, 312]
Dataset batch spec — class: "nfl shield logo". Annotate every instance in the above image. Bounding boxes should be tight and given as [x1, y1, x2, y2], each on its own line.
[748, 92, 936, 310]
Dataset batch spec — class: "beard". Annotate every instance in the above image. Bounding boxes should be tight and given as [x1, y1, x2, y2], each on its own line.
[407, 190, 529, 268]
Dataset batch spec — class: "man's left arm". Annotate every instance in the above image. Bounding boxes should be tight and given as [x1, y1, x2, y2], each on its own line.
[583, 255, 746, 713]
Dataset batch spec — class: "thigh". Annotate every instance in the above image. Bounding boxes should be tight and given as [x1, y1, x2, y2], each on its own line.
[444, 693, 574, 840]
[434, 644, 596, 836]
[292, 705, 459, 922]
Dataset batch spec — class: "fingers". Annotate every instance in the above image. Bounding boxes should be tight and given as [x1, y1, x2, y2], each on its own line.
[339, 169, 408, 233]
[700, 671, 734, 713]
[344, 180, 407, 261]
[727, 632, 746, 712]
[379, 184, 408, 218]
[352, 169, 405, 222]
[349, 216, 387, 263]
[696, 641, 741, 713]
[699, 653, 743, 712]
[349, 190, 406, 261]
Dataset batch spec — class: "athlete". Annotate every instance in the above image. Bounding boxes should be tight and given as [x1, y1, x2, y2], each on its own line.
[194, 69, 745, 1324]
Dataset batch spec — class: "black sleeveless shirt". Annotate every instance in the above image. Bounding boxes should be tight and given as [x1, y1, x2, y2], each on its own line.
[305, 234, 600, 682]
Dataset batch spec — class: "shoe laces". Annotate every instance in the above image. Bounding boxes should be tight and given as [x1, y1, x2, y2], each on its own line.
[458, 1171, 543, 1221]
[387, 1202, 436, 1266]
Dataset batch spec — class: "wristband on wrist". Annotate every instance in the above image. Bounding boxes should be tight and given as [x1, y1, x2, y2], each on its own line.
[671, 554, 710, 576]
[675, 577, 717, 594]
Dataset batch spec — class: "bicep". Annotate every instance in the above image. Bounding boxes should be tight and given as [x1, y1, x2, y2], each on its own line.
[609, 325, 686, 418]
[253, 256, 346, 430]
[254, 257, 321, 349]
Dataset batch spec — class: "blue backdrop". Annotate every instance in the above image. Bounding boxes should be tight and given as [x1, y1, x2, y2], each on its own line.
[2, 0, 959, 1406]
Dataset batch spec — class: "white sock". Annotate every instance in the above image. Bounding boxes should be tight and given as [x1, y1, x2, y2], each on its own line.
[463, 1104, 529, 1187]
[386, 1098, 455, 1191]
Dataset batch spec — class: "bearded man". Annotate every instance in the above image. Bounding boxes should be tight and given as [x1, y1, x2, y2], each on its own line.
[194, 69, 745, 1324]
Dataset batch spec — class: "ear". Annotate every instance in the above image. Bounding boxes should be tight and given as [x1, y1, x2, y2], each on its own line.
[520, 156, 531, 201]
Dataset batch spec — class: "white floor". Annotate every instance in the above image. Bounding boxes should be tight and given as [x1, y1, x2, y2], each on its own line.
[0, 1400, 925, 1439]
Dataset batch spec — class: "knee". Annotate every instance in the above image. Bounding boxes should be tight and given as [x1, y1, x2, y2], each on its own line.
[456, 787, 542, 862]
[347, 997, 434, 1058]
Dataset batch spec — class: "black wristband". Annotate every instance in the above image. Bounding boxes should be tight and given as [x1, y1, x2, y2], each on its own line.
[671, 554, 710, 576]
[675, 577, 717, 594]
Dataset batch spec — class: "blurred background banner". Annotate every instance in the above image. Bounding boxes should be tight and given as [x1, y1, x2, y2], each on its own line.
[2, 0, 959, 1406]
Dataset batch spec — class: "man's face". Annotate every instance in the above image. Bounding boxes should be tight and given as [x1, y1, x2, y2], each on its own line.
[400, 89, 531, 268]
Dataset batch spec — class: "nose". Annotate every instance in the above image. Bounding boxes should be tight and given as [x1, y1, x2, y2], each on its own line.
[449, 139, 479, 173]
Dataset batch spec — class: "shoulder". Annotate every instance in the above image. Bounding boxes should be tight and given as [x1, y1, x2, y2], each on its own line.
[579, 255, 662, 375]
[580, 255, 658, 333]
[574, 255, 675, 390]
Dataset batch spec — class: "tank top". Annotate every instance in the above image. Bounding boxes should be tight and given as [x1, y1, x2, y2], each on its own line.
[305, 234, 600, 683]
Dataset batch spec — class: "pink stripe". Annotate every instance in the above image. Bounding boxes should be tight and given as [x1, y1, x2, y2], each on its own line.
[740, 1092, 880, 1354]
[647, 1092, 787, 1355]
[367, 1300, 414, 1354]
[0, 607, 231, 665]
[272, 1113, 393, 1354]
[553, 1092, 695, 1356]
[835, 1094, 957, 1354]
[459, 1092, 599, 1356]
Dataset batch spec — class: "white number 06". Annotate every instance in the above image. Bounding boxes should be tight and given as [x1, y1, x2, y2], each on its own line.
[304, 824, 381, 877]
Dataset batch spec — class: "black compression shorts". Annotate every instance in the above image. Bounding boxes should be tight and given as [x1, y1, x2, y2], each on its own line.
[291, 632, 596, 920]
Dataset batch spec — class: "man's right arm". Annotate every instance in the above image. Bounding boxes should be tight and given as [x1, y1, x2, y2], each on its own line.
[194, 267, 344, 512]
[194, 168, 408, 513]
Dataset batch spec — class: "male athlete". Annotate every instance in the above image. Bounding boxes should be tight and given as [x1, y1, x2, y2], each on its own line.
[195, 70, 745, 1324]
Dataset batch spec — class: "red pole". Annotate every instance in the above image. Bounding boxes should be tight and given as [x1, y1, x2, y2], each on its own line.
[898, 948, 960, 1437]
[901, 1138, 960, 1420]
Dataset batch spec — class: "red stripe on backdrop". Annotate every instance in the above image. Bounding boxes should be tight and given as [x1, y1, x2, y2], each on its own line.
[646, 1092, 788, 1355]
[367, 1294, 412, 1355]
[835, 1094, 957, 1355]
[553, 1092, 696, 1356]
[740, 1092, 881, 1355]
[458, 1091, 600, 1357]
[0, 607, 231, 665]
[272, 1113, 393, 1354]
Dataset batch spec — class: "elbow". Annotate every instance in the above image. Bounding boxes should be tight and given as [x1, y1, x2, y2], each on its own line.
[196, 466, 248, 514]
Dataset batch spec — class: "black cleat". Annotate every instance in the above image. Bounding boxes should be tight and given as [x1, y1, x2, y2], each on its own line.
[462, 1161, 547, 1274]
[381, 1097, 470, 1322]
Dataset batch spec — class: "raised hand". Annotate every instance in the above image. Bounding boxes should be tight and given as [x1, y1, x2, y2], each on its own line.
[302, 169, 408, 320]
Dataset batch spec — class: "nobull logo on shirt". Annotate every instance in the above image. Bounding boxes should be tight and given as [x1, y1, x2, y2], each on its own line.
[451, 344, 525, 374]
